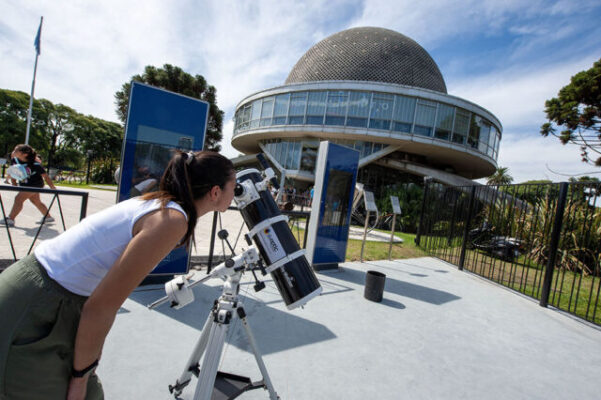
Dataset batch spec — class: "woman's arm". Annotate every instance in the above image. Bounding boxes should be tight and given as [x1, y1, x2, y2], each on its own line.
[67, 208, 187, 399]
[42, 173, 56, 189]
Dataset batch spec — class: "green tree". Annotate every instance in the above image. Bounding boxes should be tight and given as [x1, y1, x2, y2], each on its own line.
[35, 100, 77, 167]
[0, 89, 50, 158]
[487, 167, 513, 185]
[67, 114, 122, 159]
[541, 58, 601, 166]
[114, 64, 224, 151]
[0, 89, 29, 157]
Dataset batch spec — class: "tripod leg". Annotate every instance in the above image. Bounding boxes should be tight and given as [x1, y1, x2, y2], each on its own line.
[170, 311, 213, 396]
[237, 307, 279, 400]
[193, 309, 231, 400]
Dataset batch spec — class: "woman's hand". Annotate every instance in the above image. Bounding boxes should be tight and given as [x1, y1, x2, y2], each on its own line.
[66, 376, 88, 400]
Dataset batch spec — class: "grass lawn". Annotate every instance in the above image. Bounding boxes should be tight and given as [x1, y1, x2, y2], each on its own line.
[287, 223, 427, 262]
[425, 238, 601, 325]
[56, 182, 117, 191]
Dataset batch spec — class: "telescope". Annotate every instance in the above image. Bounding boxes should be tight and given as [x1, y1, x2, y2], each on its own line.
[149, 156, 322, 399]
[234, 156, 322, 309]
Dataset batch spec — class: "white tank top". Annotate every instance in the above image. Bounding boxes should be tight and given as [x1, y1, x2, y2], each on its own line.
[35, 198, 187, 296]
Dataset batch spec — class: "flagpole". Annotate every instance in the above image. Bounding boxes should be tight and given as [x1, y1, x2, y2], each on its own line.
[25, 16, 43, 145]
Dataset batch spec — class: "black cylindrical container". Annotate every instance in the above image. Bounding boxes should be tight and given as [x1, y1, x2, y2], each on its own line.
[364, 270, 386, 302]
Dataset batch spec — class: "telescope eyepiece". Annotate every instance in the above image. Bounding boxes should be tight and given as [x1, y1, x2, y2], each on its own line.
[234, 183, 244, 197]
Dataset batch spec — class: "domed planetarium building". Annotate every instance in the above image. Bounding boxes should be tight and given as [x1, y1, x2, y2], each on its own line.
[232, 27, 501, 192]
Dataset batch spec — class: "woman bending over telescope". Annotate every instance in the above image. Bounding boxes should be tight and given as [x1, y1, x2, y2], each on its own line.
[0, 151, 236, 400]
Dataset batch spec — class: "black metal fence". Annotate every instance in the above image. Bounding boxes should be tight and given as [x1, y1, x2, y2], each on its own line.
[416, 181, 601, 325]
[0, 185, 89, 263]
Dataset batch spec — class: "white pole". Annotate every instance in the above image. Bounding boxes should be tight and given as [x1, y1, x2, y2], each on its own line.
[25, 16, 43, 145]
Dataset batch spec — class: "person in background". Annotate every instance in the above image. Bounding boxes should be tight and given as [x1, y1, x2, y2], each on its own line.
[0, 150, 236, 399]
[2, 144, 56, 227]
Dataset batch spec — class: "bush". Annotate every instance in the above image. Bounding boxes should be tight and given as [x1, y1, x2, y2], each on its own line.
[90, 158, 117, 184]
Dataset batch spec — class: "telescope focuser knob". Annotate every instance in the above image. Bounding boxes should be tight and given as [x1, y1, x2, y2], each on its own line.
[254, 281, 266, 292]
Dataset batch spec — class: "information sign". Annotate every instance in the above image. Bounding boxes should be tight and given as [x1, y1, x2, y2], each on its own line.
[118, 82, 209, 275]
[391, 196, 401, 215]
[305, 142, 359, 269]
[364, 190, 378, 212]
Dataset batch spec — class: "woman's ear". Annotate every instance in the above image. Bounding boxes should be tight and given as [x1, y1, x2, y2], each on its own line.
[209, 185, 221, 202]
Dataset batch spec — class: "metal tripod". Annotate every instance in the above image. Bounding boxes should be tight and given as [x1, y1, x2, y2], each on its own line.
[172, 269, 278, 399]
[149, 245, 279, 400]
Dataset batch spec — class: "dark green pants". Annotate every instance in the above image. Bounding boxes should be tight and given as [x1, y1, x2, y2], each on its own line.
[0, 255, 103, 399]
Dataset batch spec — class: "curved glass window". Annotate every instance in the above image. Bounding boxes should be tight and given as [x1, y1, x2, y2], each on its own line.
[250, 99, 262, 128]
[392, 95, 415, 133]
[414, 99, 436, 137]
[238, 89, 501, 162]
[325, 91, 348, 126]
[468, 115, 481, 149]
[488, 126, 497, 157]
[347, 92, 370, 128]
[273, 94, 289, 125]
[370, 93, 393, 130]
[288, 92, 307, 125]
[435, 103, 454, 140]
[240, 104, 251, 129]
[452, 108, 470, 145]
[478, 122, 490, 154]
[260, 97, 274, 127]
[307, 91, 326, 125]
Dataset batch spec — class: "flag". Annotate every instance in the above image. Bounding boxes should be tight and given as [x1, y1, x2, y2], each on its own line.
[34, 17, 43, 55]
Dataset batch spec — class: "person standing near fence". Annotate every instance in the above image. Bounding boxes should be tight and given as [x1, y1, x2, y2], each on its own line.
[2, 144, 56, 227]
[0, 150, 236, 400]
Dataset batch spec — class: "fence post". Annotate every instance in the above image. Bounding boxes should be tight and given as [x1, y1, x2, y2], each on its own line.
[540, 182, 569, 308]
[415, 177, 432, 246]
[458, 185, 477, 271]
[79, 192, 88, 220]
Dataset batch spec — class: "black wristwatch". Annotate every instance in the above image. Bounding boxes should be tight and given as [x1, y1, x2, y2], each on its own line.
[72, 359, 99, 378]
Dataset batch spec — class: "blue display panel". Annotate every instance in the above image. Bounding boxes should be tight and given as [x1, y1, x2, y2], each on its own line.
[118, 82, 209, 275]
[306, 142, 359, 266]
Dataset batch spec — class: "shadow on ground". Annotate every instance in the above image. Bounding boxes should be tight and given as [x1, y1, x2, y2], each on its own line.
[129, 282, 337, 356]
[320, 263, 460, 306]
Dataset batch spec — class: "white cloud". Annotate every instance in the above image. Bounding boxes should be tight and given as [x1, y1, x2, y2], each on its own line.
[448, 55, 600, 130]
[498, 134, 600, 183]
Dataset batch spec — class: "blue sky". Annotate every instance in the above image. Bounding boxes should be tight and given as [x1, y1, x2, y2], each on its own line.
[1, 0, 600, 182]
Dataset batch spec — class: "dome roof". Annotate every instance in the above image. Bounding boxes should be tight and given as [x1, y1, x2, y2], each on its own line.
[285, 27, 447, 93]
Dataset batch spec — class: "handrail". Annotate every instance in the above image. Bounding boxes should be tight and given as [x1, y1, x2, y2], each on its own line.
[0, 185, 89, 262]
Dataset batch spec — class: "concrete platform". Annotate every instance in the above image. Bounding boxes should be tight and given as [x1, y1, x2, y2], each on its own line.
[99, 257, 601, 400]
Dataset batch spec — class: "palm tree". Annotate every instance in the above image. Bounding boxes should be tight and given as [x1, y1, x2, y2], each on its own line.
[487, 167, 513, 185]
